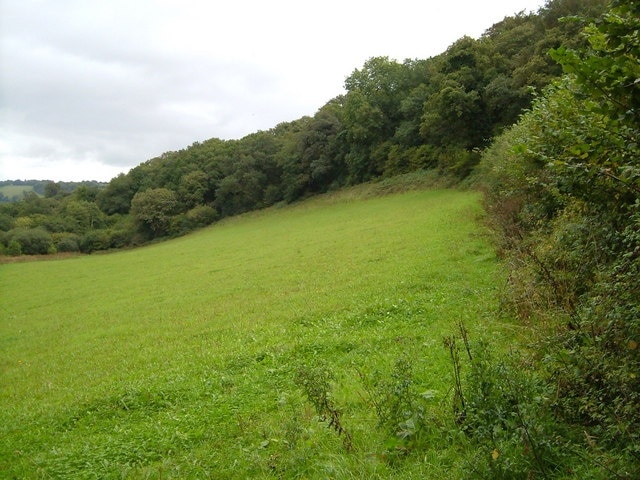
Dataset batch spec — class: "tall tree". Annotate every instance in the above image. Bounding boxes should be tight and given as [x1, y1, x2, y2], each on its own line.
[130, 188, 179, 236]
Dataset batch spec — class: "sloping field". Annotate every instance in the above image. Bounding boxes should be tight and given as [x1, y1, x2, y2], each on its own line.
[0, 186, 506, 478]
[0, 185, 36, 200]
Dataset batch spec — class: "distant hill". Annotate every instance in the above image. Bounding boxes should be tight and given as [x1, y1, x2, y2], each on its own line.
[0, 180, 107, 202]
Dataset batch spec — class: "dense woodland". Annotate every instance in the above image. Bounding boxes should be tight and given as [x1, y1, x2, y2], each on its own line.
[2, 0, 639, 475]
[0, 0, 607, 255]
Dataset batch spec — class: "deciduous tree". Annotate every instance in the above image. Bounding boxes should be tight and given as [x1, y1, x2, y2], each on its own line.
[130, 188, 178, 236]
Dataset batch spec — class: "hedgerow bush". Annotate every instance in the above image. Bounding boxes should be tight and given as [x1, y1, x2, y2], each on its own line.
[54, 233, 81, 253]
[10, 227, 55, 255]
[476, 1, 640, 476]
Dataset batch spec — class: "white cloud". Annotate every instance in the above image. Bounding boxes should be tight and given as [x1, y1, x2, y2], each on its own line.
[0, 0, 545, 182]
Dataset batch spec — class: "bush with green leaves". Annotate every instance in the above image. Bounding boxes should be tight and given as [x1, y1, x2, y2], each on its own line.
[456, 341, 566, 479]
[169, 205, 219, 236]
[54, 233, 81, 253]
[477, 1, 640, 475]
[9, 227, 55, 255]
[0, 213, 15, 231]
[6, 239, 22, 256]
[79, 229, 112, 253]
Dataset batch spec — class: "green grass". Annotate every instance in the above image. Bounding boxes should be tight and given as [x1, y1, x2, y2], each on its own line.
[0, 185, 37, 200]
[0, 184, 509, 478]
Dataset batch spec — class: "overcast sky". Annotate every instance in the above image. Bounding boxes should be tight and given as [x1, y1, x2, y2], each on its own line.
[1, 0, 546, 182]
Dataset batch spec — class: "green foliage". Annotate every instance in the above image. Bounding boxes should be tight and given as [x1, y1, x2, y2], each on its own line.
[357, 357, 437, 458]
[177, 170, 209, 209]
[130, 188, 179, 237]
[547, 203, 640, 465]
[1, 0, 606, 256]
[44, 181, 62, 198]
[295, 365, 353, 451]
[79, 229, 113, 253]
[0, 212, 15, 231]
[477, 1, 640, 475]
[456, 341, 563, 478]
[16, 191, 55, 216]
[213, 166, 267, 217]
[169, 205, 218, 236]
[420, 81, 483, 149]
[63, 199, 106, 233]
[96, 173, 137, 215]
[551, 0, 640, 121]
[72, 185, 101, 202]
[54, 232, 81, 253]
[279, 105, 346, 201]
[420, 38, 489, 150]
[6, 239, 22, 256]
[10, 227, 54, 255]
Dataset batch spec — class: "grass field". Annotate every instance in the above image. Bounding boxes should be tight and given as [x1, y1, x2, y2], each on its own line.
[0, 185, 37, 200]
[0, 184, 510, 478]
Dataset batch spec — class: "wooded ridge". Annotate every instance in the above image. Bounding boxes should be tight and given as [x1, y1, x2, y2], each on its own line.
[0, 0, 608, 255]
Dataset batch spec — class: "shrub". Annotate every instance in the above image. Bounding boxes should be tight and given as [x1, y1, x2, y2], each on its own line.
[457, 341, 564, 478]
[169, 205, 218, 236]
[11, 227, 54, 255]
[475, 2, 640, 474]
[79, 229, 111, 253]
[0, 213, 15, 231]
[547, 205, 640, 471]
[55, 234, 81, 253]
[357, 358, 431, 449]
[6, 239, 22, 256]
[107, 229, 133, 249]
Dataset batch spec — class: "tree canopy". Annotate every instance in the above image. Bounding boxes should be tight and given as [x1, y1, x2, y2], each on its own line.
[0, 0, 608, 255]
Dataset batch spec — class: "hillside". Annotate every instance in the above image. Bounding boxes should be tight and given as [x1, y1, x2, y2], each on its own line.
[0, 185, 506, 478]
[0, 0, 609, 256]
[0, 180, 107, 202]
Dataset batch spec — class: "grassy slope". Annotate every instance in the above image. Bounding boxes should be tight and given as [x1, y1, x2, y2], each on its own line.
[0, 185, 508, 478]
[0, 185, 36, 200]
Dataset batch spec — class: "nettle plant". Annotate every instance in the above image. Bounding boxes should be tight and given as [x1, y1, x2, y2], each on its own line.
[294, 365, 354, 452]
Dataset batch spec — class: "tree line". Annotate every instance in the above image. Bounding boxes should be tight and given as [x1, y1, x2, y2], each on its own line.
[0, 0, 607, 256]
